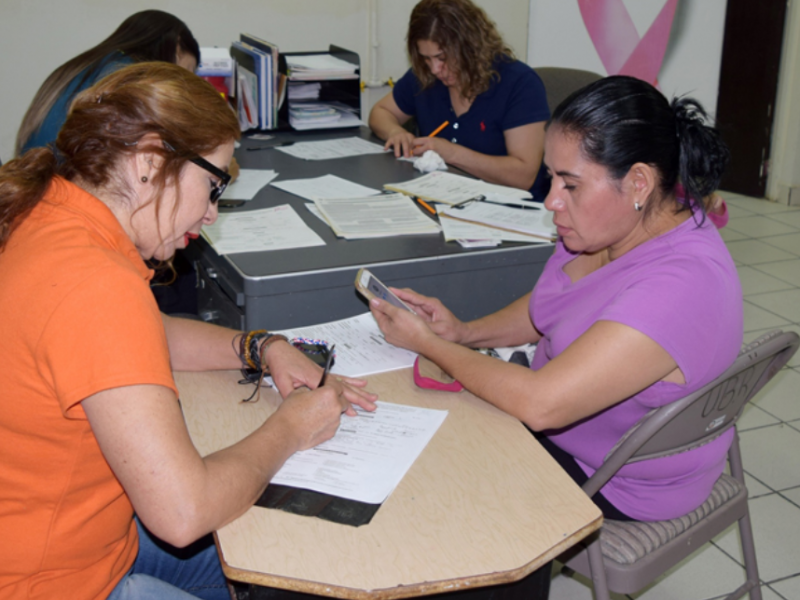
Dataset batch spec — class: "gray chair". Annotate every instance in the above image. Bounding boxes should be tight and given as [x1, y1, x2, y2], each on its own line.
[535, 67, 603, 114]
[559, 329, 800, 600]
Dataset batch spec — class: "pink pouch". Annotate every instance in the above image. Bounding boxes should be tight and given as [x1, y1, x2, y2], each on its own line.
[413, 356, 464, 392]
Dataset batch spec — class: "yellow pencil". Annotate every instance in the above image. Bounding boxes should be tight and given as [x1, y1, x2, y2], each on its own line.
[428, 120, 449, 137]
[416, 197, 437, 215]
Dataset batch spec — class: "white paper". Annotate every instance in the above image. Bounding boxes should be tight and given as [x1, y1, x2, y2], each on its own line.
[276, 137, 387, 161]
[442, 201, 556, 239]
[277, 312, 417, 378]
[220, 169, 278, 201]
[384, 171, 533, 205]
[314, 194, 441, 239]
[201, 204, 325, 254]
[437, 205, 552, 245]
[271, 401, 448, 504]
[272, 174, 381, 201]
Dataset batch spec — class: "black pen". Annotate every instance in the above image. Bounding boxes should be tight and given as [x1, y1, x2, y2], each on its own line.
[449, 195, 485, 209]
[246, 141, 295, 151]
[318, 344, 335, 387]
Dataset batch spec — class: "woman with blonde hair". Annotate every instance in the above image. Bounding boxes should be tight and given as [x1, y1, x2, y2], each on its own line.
[0, 62, 375, 600]
[369, 0, 550, 198]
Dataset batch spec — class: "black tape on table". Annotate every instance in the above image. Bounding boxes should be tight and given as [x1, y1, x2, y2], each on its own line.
[255, 484, 381, 527]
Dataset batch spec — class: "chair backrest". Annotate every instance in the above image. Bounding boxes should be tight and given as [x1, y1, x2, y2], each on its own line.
[583, 330, 800, 497]
[535, 67, 604, 114]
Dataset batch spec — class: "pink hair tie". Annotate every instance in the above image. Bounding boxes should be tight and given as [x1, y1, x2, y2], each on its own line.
[413, 356, 463, 392]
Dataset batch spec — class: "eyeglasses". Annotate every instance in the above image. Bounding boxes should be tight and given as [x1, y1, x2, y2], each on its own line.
[189, 155, 231, 205]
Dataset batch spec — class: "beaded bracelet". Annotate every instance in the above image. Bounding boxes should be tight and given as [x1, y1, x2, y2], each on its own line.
[233, 330, 288, 402]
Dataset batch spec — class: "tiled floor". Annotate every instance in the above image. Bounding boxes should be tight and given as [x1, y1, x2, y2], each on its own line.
[549, 192, 800, 600]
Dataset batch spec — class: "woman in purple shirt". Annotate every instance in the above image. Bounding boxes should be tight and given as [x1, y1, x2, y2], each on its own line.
[370, 76, 742, 523]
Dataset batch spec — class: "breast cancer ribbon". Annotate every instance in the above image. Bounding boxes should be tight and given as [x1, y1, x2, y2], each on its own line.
[578, 0, 679, 85]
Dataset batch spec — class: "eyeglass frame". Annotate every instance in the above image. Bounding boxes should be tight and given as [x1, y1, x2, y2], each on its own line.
[161, 141, 231, 205]
[188, 155, 231, 205]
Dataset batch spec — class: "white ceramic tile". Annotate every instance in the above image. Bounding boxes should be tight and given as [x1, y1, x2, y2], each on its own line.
[629, 544, 748, 600]
[747, 289, 800, 323]
[720, 227, 750, 243]
[726, 216, 800, 238]
[714, 493, 800, 582]
[780, 486, 800, 509]
[770, 575, 800, 600]
[763, 582, 794, 600]
[738, 425, 800, 490]
[744, 472, 774, 498]
[755, 259, 800, 287]
[724, 196, 799, 215]
[749, 368, 800, 422]
[725, 239, 796, 265]
[762, 232, 800, 256]
[772, 210, 800, 228]
[737, 266, 796, 295]
[737, 404, 781, 431]
[725, 203, 758, 219]
[743, 301, 791, 333]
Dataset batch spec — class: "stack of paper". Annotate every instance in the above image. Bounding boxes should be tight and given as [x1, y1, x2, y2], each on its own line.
[314, 194, 441, 239]
[441, 201, 556, 240]
[286, 53, 359, 80]
[384, 171, 532, 205]
[288, 82, 321, 100]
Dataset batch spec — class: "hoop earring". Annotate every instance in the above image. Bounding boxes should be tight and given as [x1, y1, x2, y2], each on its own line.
[634, 202, 642, 212]
[141, 176, 148, 183]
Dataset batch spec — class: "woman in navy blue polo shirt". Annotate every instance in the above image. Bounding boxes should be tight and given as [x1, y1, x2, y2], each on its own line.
[369, 0, 550, 199]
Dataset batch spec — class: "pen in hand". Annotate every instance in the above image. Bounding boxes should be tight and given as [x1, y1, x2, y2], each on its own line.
[318, 344, 335, 387]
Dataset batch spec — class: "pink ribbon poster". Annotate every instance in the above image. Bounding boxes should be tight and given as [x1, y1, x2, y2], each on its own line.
[578, 0, 679, 85]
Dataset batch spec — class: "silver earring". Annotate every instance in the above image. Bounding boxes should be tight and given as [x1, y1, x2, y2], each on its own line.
[141, 176, 148, 183]
[634, 202, 642, 212]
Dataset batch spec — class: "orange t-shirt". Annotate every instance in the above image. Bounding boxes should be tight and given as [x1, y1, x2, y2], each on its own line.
[0, 178, 177, 599]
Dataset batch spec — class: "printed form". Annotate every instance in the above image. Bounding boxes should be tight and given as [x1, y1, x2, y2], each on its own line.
[201, 204, 325, 254]
[271, 401, 448, 504]
[277, 312, 417, 377]
[276, 137, 387, 160]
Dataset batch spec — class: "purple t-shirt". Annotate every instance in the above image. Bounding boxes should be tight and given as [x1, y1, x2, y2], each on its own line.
[530, 215, 743, 521]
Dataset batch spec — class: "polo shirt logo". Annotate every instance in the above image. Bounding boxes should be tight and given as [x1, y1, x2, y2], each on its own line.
[480, 121, 486, 132]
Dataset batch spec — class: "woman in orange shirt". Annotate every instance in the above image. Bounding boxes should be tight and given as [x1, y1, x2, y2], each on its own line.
[0, 63, 375, 600]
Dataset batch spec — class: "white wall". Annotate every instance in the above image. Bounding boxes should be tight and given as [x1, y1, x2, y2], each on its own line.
[527, 0, 727, 117]
[0, 0, 529, 162]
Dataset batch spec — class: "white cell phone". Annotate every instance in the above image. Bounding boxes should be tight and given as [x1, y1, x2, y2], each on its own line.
[355, 268, 415, 313]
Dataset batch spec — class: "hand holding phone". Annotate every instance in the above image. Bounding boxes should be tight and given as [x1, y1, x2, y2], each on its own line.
[355, 269, 416, 314]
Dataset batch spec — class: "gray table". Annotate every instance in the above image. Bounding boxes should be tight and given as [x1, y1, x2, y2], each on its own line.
[189, 128, 553, 330]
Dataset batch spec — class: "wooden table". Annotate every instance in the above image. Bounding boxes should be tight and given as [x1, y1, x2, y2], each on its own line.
[175, 369, 602, 600]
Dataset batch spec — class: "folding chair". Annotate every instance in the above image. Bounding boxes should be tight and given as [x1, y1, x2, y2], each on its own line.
[534, 67, 603, 113]
[559, 330, 800, 600]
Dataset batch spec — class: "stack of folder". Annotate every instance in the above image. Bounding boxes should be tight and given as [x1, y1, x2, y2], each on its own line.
[230, 34, 286, 131]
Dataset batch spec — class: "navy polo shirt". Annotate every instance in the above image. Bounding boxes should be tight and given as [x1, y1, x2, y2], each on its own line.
[393, 58, 551, 199]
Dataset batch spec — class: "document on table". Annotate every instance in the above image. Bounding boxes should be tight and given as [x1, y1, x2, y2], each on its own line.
[384, 171, 533, 205]
[271, 174, 381, 201]
[437, 205, 553, 245]
[271, 401, 448, 504]
[220, 169, 278, 201]
[314, 193, 441, 239]
[277, 312, 417, 377]
[201, 204, 325, 254]
[275, 136, 387, 160]
[442, 201, 556, 240]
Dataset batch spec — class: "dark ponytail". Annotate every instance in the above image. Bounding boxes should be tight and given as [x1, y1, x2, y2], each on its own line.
[0, 149, 60, 251]
[549, 75, 729, 220]
[672, 97, 730, 210]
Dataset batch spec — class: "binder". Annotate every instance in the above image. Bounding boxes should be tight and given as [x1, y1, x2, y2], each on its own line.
[240, 34, 282, 127]
[230, 41, 271, 130]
